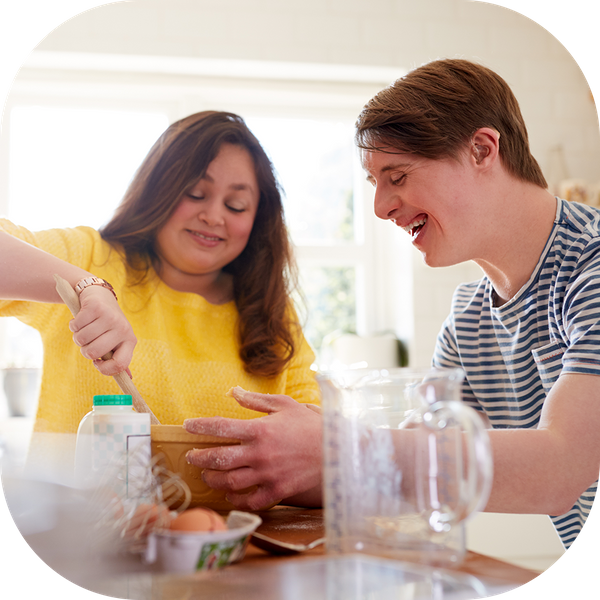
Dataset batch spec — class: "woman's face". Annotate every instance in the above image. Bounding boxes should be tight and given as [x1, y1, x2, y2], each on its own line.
[156, 143, 260, 288]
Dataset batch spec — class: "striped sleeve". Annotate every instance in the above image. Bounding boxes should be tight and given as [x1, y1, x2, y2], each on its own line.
[561, 249, 600, 375]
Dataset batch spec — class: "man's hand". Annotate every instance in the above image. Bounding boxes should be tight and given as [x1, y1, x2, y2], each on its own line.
[183, 387, 323, 511]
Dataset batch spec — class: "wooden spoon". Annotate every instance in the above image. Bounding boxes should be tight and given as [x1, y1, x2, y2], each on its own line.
[54, 273, 160, 424]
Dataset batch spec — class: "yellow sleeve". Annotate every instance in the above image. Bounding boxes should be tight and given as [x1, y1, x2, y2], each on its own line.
[0, 219, 101, 266]
[0, 220, 109, 326]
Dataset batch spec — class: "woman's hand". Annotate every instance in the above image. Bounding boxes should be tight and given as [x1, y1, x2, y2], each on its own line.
[69, 285, 137, 376]
[183, 387, 323, 511]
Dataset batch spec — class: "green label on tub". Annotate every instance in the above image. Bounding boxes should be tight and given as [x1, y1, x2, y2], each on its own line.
[196, 536, 248, 570]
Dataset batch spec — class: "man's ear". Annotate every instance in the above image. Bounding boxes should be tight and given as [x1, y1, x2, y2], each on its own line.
[470, 128, 500, 167]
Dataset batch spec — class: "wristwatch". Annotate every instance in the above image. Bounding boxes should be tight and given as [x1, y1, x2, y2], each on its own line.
[74, 276, 118, 300]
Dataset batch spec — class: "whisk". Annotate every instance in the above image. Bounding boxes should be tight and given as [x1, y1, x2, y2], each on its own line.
[85, 446, 192, 554]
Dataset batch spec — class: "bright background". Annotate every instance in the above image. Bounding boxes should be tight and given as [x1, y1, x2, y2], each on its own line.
[0, 0, 600, 566]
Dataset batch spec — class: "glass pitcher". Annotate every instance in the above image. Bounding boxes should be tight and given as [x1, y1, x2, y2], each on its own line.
[318, 367, 493, 567]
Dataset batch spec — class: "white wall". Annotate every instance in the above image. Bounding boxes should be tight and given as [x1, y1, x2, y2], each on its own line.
[5, 0, 599, 570]
[23, 0, 599, 368]
[32, 0, 598, 182]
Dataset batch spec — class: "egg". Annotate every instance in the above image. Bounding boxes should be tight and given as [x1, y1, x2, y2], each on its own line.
[169, 507, 228, 532]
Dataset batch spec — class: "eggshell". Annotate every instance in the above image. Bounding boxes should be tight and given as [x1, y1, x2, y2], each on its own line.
[169, 507, 228, 532]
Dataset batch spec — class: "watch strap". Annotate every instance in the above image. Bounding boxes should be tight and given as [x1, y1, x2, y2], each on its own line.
[74, 276, 118, 301]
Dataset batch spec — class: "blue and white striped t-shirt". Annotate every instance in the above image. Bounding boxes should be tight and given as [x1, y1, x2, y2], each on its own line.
[433, 197, 599, 549]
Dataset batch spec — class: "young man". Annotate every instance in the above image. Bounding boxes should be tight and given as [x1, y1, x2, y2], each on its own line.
[356, 58, 600, 549]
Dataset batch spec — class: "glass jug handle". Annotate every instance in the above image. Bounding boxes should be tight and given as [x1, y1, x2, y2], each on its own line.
[415, 400, 493, 533]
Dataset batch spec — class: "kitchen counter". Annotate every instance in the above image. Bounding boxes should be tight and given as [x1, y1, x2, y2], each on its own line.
[83, 507, 540, 600]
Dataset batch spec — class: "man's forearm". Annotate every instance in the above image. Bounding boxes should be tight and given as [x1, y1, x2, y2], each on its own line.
[484, 427, 596, 515]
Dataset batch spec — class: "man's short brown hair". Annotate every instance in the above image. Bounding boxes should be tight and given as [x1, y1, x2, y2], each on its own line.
[355, 58, 547, 188]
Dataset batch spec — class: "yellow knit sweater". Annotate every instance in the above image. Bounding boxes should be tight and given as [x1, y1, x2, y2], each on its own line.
[0, 220, 320, 434]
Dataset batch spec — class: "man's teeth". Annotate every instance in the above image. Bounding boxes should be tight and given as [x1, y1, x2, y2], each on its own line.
[402, 216, 427, 235]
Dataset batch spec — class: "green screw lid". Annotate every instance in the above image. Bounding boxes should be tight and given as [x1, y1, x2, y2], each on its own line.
[93, 394, 132, 406]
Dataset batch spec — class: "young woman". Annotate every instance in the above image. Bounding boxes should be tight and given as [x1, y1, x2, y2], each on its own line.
[0, 111, 322, 509]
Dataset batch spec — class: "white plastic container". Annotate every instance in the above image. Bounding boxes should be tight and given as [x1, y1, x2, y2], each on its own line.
[75, 394, 151, 498]
[144, 511, 262, 573]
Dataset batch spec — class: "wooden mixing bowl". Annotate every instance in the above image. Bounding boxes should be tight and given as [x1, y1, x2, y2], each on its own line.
[150, 424, 244, 511]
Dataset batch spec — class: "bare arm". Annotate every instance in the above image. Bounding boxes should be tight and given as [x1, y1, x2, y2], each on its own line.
[181, 373, 600, 515]
[484, 372, 600, 515]
[0, 231, 137, 375]
[0, 231, 92, 302]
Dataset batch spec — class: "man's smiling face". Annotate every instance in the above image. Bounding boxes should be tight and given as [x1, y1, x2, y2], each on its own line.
[362, 148, 485, 268]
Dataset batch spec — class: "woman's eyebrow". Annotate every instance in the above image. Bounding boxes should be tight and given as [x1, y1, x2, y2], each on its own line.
[230, 182, 254, 191]
[200, 173, 255, 193]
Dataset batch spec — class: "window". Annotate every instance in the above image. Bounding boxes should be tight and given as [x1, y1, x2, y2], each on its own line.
[246, 116, 359, 352]
[9, 106, 169, 230]
[2, 106, 170, 367]
[1, 56, 396, 368]
[246, 117, 356, 245]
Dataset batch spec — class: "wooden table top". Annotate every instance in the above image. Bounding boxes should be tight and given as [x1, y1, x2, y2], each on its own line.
[90, 505, 542, 599]
[244, 506, 540, 587]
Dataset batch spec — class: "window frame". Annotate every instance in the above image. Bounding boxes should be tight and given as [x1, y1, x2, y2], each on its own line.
[0, 54, 404, 361]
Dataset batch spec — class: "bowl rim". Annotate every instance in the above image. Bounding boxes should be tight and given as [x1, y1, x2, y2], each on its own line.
[150, 424, 240, 445]
[151, 510, 262, 542]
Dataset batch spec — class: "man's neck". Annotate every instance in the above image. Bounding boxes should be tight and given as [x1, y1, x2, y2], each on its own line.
[474, 185, 557, 306]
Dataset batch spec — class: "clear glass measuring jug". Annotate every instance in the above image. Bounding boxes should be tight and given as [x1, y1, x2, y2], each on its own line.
[318, 367, 493, 567]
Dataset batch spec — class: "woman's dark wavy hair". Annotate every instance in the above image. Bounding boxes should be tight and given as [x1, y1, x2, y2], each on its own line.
[100, 111, 300, 378]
